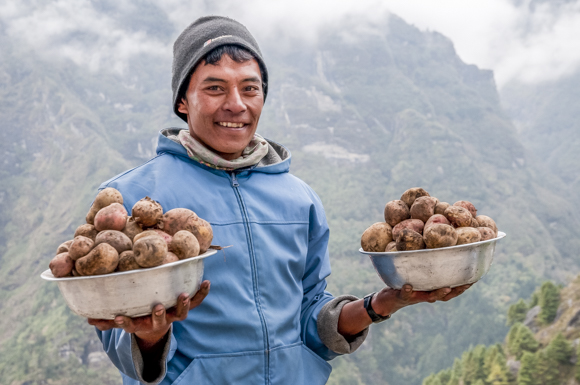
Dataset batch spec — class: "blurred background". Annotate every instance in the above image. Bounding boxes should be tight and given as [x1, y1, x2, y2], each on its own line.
[1, 0, 579, 384]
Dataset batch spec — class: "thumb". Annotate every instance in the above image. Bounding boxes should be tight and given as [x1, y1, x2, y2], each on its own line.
[400, 284, 413, 301]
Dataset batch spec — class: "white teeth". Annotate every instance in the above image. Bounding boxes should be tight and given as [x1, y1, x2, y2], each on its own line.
[218, 122, 244, 128]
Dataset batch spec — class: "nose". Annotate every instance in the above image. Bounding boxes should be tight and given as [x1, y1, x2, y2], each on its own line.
[223, 87, 246, 114]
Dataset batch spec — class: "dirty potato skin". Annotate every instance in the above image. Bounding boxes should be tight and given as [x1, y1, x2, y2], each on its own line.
[410, 196, 439, 223]
[361, 222, 393, 252]
[392, 219, 424, 240]
[68, 236, 95, 261]
[477, 227, 495, 241]
[163, 252, 180, 264]
[170, 230, 200, 260]
[133, 230, 160, 243]
[424, 214, 451, 230]
[400, 187, 430, 208]
[385, 241, 397, 252]
[76, 243, 119, 276]
[444, 206, 473, 228]
[122, 217, 143, 241]
[94, 203, 128, 232]
[86, 187, 124, 225]
[74, 224, 98, 241]
[152, 229, 173, 246]
[95, 230, 132, 254]
[423, 224, 458, 249]
[132, 197, 163, 228]
[454, 201, 477, 218]
[133, 235, 168, 268]
[434, 202, 450, 216]
[396, 228, 425, 251]
[158, 209, 214, 253]
[384, 200, 410, 227]
[56, 240, 74, 255]
[49, 252, 74, 277]
[476, 215, 498, 237]
[456, 227, 482, 245]
[117, 250, 141, 272]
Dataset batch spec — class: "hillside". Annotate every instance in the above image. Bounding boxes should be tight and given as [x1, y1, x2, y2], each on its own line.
[0, 10, 579, 385]
[423, 276, 580, 385]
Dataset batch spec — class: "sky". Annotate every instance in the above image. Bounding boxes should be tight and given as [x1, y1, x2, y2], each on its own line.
[1, 0, 579, 87]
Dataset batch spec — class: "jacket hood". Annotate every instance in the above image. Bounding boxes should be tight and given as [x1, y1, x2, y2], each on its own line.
[156, 128, 291, 174]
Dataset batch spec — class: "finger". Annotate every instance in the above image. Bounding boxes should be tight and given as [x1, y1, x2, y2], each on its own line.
[168, 293, 190, 322]
[189, 280, 211, 310]
[87, 318, 116, 331]
[151, 304, 167, 331]
[427, 287, 451, 303]
[399, 284, 413, 301]
[441, 284, 472, 301]
[114, 315, 137, 334]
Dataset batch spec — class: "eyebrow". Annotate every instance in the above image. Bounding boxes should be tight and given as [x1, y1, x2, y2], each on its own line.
[201, 76, 261, 83]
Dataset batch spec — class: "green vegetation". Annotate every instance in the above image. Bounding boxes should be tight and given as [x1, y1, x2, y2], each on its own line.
[538, 282, 560, 325]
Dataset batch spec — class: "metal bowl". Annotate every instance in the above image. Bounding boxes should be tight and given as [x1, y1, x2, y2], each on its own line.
[40, 249, 217, 319]
[359, 231, 506, 291]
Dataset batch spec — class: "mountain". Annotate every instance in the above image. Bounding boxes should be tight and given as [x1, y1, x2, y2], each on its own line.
[0, 9, 579, 385]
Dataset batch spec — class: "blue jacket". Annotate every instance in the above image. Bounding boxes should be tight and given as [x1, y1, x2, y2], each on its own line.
[96, 129, 338, 384]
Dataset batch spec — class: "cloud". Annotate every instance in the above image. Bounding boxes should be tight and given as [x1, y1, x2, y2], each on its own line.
[1, 0, 579, 85]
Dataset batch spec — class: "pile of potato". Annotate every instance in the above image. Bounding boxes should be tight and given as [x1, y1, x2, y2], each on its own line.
[49, 188, 213, 277]
[361, 187, 498, 252]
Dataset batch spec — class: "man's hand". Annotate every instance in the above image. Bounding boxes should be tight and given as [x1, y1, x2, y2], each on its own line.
[371, 283, 472, 318]
[88, 280, 210, 351]
[337, 283, 472, 338]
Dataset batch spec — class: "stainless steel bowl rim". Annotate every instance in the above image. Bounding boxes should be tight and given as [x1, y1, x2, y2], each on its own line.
[40, 249, 217, 281]
[359, 231, 506, 256]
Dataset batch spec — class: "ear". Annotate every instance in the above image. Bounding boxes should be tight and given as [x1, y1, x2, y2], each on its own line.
[177, 98, 189, 115]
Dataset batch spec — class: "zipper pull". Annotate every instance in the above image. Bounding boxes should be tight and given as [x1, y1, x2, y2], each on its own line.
[230, 172, 239, 187]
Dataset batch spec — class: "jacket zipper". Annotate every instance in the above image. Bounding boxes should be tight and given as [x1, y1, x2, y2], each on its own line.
[229, 172, 271, 384]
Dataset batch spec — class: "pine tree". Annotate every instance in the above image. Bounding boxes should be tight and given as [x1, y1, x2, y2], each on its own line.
[487, 351, 510, 385]
[536, 350, 560, 385]
[544, 332, 573, 365]
[484, 344, 500, 378]
[446, 372, 460, 385]
[507, 299, 529, 326]
[507, 323, 522, 356]
[462, 345, 487, 385]
[538, 281, 560, 325]
[517, 351, 539, 385]
[513, 325, 539, 359]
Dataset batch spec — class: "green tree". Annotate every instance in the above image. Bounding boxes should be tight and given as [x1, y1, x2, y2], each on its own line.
[512, 325, 539, 359]
[536, 350, 560, 385]
[517, 351, 539, 385]
[544, 332, 573, 365]
[487, 351, 510, 385]
[446, 372, 460, 385]
[462, 346, 487, 385]
[507, 323, 522, 356]
[507, 299, 529, 326]
[538, 281, 560, 325]
[484, 344, 501, 378]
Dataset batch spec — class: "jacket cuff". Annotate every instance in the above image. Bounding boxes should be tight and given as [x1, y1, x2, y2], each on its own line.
[317, 295, 369, 354]
[130, 326, 173, 385]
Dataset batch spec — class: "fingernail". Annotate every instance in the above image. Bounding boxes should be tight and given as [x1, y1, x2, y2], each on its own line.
[115, 319, 124, 325]
[183, 299, 189, 306]
[155, 309, 164, 316]
[445, 288, 451, 294]
[405, 286, 412, 292]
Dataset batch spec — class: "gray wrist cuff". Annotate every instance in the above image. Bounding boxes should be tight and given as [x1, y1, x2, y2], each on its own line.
[131, 326, 172, 385]
[317, 295, 369, 354]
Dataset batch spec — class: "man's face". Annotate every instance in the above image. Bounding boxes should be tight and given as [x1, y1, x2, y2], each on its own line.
[177, 55, 264, 161]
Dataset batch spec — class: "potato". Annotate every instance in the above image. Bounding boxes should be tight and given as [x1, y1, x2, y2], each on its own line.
[95, 230, 132, 254]
[122, 217, 143, 241]
[158, 209, 213, 253]
[434, 202, 450, 216]
[400, 187, 430, 208]
[392, 219, 424, 239]
[476, 215, 498, 237]
[94, 203, 128, 232]
[396, 228, 425, 251]
[385, 241, 397, 252]
[423, 224, 458, 249]
[360, 222, 393, 252]
[410, 196, 439, 223]
[133, 235, 168, 268]
[74, 224, 98, 241]
[153, 229, 173, 245]
[68, 236, 95, 261]
[170, 230, 200, 259]
[132, 197, 163, 228]
[86, 187, 124, 225]
[76, 243, 119, 276]
[424, 214, 451, 230]
[133, 230, 159, 243]
[384, 200, 410, 227]
[444, 206, 472, 228]
[453, 201, 477, 218]
[477, 227, 495, 241]
[471, 217, 479, 228]
[456, 227, 482, 245]
[49, 252, 74, 278]
[56, 240, 74, 255]
[163, 252, 180, 265]
[117, 250, 141, 272]
[72, 267, 81, 277]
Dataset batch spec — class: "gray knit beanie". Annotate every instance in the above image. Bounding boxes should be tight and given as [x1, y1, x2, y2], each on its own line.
[172, 16, 269, 122]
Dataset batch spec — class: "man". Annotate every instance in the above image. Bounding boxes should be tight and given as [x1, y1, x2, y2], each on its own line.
[89, 16, 470, 384]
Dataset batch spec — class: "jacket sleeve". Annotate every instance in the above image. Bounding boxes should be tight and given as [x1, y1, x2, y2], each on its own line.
[299, 187, 368, 361]
[96, 327, 177, 384]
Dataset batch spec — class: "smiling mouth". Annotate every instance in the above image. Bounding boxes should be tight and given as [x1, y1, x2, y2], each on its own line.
[217, 122, 246, 128]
